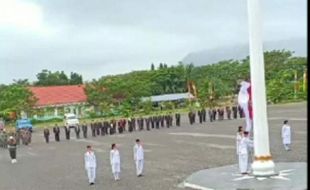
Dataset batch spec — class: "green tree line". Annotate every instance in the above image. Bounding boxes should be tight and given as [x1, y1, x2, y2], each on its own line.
[0, 50, 307, 120]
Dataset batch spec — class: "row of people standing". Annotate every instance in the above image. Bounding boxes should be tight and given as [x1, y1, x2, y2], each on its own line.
[84, 139, 145, 185]
[0, 128, 32, 148]
[188, 105, 245, 125]
[43, 114, 182, 143]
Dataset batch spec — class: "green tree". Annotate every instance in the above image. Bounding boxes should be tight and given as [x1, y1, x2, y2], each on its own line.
[70, 72, 83, 85]
[151, 63, 155, 71]
[0, 84, 37, 119]
[35, 70, 83, 86]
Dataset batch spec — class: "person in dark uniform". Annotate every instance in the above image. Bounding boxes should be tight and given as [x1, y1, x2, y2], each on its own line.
[95, 122, 100, 136]
[132, 118, 136, 131]
[27, 128, 32, 144]
[141, 118, 145, 130]
[113, 120, 117, 134]
[220, 108, 225, 120]
[128, 118, 133, 132]
[53, 124, 60, 142]
[226, 106, 232, 120]
[188, 112, 192, 125]
[193, 111, 196, 124]
[138, 118, 143, 131]
[212, 109, 217, 121]
[232, 106, 238, 119]
[15, 129, 21, 145]
[217, 108, 221, 121]
[202, 108, 206, 122]
[82, 123, 88, 138]
[238, 106, 243, 118]
[75, 125, 81, 139]
[160, 116, 165, 128]
[20, 129, 26, 145]
[122, 119, 126, 132]
[146, 118, 150, 130]
[137, 118, 141, 130]
[64, 126, 70, 140]
[118, 120, 123, 134]
[164, 115, 169, 128]
[43, 127, 50, 143]
[91, 123, 96, 137]
[198, 110, 203, 124]
[156, 116, 160, 129]
[217, 108, 221, 120]
[105, 121, 110, 134]
[155, 116, 160, 129]
[150, 117, 155, 129]
[168, 114, 172, 127]
[109, 122, 113, 135]
[100, 121, 105, 136]
[175, 113, 181, 126]
[208, 109, 213, 122]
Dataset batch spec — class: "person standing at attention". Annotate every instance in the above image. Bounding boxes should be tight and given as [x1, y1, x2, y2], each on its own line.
[7, 136, 17, 164]
[43, 127, 50, 143]
[110, 143, 121, 181]
[236, 126, 243, 166]
[53, 124, 60, 142]
[84, 145, 96, 185]
[281, 120, 291, 151]
[238, 131, 253, 175]
[133, 139, 144, 177]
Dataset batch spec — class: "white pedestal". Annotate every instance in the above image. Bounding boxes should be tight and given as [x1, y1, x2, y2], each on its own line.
[252, 160, 275, 176]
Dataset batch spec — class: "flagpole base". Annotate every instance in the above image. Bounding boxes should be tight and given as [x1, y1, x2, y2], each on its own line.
[252, 160, 275, 177]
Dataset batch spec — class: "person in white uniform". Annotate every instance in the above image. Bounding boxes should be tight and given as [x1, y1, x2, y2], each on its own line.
[110, 143, 121, 181]
[238, 131, 253, 175]
[133, 139, 144, 177]
[281, 120, 291, 151]
[236, 126, 243, 167]
[84, 145, 96, 185]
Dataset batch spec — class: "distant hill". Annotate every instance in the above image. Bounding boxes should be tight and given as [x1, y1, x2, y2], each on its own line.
[182, 38, 307, 66]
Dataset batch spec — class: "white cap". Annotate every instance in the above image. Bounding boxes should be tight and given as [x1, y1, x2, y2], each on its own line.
[9, 136, 13, 139]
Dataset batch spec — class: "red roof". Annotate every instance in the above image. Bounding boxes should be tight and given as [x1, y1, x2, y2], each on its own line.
[29, 85, 87, 107]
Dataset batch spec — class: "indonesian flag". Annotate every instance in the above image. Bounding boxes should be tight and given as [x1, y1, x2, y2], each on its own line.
[238, 81, 252, 132]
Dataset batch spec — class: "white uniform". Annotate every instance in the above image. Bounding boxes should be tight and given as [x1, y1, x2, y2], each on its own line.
[238, 136, 253, 174]
[236, 132, 242, 155]
[110, 149, 121, 180]
[281, 124, 291, 150]
[84, 151, 96, 183]
[134, 144, 144, 176]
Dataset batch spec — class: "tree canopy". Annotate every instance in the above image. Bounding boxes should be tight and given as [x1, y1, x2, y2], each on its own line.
[85, 50, 307, 110]
[34, 70, 83, 86]
[0, 84, 37, 119]
[0, 49, 307, 120]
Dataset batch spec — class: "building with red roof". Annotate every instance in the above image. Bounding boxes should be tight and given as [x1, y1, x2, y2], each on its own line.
[29, 85, 88, 117]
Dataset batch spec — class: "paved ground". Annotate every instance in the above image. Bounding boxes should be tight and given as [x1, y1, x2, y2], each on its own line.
[0, 102, 307, 190]
[180, 162, 307, 190]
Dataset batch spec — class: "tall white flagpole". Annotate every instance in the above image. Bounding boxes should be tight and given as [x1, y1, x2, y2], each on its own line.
[247, 0, 275, 176]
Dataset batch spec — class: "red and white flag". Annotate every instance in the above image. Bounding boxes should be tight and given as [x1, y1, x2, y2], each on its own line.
[238, 81, 252, 132]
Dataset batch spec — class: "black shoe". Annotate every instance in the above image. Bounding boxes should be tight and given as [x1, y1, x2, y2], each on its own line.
[89, 183, 94, 185]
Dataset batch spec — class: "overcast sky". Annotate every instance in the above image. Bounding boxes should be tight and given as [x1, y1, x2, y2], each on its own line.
[0, 0, 307, 84]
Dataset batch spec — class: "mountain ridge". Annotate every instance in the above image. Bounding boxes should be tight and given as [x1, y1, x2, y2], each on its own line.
[182, 38, 307, 66]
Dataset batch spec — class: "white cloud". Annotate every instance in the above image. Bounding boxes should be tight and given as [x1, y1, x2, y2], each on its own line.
[0, 0, 43, 30]
[0, 0, 307, 84]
